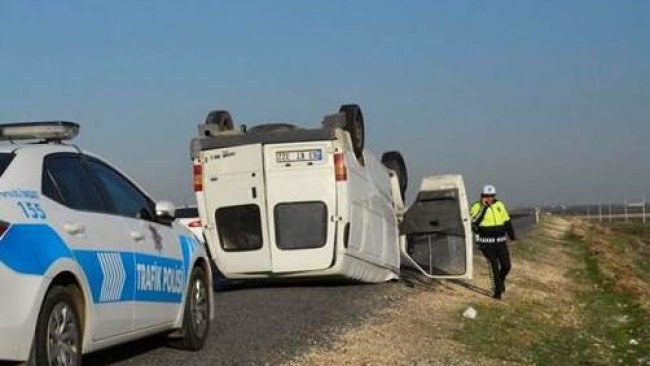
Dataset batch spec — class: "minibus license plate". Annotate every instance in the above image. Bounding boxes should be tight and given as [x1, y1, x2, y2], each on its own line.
[276, 149, 322, 163]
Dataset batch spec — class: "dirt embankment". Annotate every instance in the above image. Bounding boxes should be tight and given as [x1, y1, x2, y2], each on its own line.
[286, 218, 650, 365]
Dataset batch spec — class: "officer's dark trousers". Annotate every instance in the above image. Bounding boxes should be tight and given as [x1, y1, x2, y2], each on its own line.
[480, 242, 511, 297]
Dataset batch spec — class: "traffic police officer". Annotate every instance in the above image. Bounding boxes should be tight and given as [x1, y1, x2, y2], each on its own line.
[470, 184, 516, 299]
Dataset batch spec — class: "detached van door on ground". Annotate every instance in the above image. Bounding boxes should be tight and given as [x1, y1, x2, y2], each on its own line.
[401, 175, 474, 279]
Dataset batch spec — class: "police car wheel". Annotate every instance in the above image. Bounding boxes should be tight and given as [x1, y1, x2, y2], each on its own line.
[339, 104, 365, 162]
[31, 286, 82, 366]
[177, 266, 210, 350]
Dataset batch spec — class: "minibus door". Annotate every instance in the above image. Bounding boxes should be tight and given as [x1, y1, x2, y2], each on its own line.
[263, 142, 337, 273]
[201, 144, 273, 274]
[400, 175, 473, 279]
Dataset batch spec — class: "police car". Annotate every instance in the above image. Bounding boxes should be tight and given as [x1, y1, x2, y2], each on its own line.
[0, 122, 213, 365]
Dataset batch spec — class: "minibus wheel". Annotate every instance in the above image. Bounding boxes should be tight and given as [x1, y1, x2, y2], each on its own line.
[382, 150, 408, 198]
[339, 104, 365, 161]
[205, 110, 234, 132]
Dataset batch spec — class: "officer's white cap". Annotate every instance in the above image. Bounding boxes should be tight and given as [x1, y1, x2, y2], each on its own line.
[482, 184, 496, 195]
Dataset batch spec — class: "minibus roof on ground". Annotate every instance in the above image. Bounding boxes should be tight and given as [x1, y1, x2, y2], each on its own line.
[191, 127, 337, 159]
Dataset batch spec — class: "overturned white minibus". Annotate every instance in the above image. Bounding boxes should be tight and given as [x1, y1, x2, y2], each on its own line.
[190, 105, 472, 283]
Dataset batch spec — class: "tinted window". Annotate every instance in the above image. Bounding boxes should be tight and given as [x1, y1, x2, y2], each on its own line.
[42, 170, 65, 204]
[43, 155, 105, 212]
[274, 202, 327, 250]
[176, 207, 199, 218]
[86, 159, 155, 221]
[216, 205, 263, 251]
[0, 153, 14, 177]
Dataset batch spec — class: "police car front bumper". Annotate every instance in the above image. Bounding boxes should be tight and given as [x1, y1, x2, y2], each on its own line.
[0, 263, 46, 361]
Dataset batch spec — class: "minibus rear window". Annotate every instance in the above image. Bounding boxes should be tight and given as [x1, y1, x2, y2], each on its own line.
[0, 153, 14, 177]
[275, 202, 327, 250]
[216, 204, 263, 251]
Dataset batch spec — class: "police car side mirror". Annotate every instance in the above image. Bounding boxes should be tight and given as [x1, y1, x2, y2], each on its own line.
[155, 201, 176, 225]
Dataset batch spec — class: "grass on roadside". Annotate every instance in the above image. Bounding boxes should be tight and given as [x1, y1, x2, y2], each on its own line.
[454, 218, 650, 365]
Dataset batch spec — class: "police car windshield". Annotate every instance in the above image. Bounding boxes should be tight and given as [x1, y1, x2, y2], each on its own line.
[0, 153, 14, 177]
[176, 207, 199, 218]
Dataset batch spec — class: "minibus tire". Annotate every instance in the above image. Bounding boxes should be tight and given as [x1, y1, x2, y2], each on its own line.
[381, 151, 408, 198]
[205, 110, 234, 131]
[339, 104, 365, 161]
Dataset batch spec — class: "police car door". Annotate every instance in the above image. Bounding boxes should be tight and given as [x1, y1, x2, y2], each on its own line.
[200, 144, 273, 274]
[41, 153, 136, 340]
[400, 175, 473, 279]
[84, 158, 184, 329]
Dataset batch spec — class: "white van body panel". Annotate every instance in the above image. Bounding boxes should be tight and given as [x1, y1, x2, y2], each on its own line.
[344, 147, 400, 274]
[195, 128, 400, 283]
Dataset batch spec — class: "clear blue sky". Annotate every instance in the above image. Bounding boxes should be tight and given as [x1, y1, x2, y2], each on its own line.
[1, 1, 648, 206]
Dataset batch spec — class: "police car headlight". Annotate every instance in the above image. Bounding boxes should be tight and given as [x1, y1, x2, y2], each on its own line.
[0, 121, 80, 142]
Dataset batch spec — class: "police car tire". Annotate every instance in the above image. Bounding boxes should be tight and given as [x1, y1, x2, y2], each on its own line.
[30, 286, 83, 366]
[205, 110, 235, 132]
[381, 151, 408, 198]
[339, 104, 365, 161]
[176, 266, 210, 350]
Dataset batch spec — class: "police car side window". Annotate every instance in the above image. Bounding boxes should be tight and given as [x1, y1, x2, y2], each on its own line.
[42, 170, 65, 205]
[43, 155, 105, 212]
[86, 159, 155, 221]
[0, 153, 14, 177]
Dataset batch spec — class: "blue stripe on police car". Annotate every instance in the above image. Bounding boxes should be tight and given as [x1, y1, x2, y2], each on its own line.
[0, 224, 196, 304]
[0, 224, 72, 275]
[74, 251, 186, 304]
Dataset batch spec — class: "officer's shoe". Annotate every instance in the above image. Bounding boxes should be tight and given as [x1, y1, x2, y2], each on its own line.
[493, 291, 502, 300]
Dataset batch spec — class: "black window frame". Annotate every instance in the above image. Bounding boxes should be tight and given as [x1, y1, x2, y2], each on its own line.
[41, 152, 108, 213]
[0, 153, 15, 177]
[82, 156, 157, 223]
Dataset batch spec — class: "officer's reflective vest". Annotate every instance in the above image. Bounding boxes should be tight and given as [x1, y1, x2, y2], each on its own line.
[470, 200, 511, 243]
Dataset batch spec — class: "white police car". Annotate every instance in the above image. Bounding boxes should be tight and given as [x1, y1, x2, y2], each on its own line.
[0, 122, 213, 365]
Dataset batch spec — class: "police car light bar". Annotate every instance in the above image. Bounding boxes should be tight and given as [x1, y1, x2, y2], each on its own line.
[0, 121, 80, 142]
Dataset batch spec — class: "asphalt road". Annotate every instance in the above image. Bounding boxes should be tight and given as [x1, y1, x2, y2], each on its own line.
[85, 215, 536, 366]
[85, 280, 408, 366]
